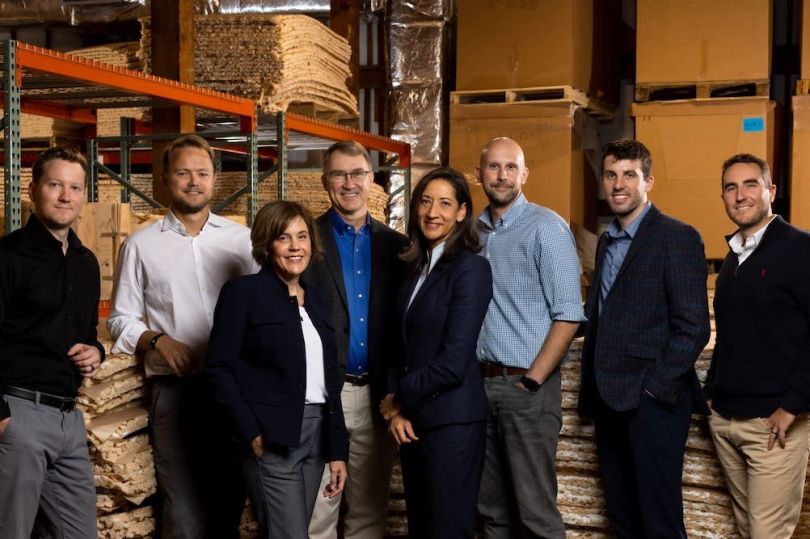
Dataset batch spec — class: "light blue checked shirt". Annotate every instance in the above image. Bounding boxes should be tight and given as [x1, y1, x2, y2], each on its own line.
[476, 194, 586, 369]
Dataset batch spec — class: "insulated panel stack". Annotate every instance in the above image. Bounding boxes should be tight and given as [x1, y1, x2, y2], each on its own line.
[77, 353, 156, 539]
[139, 14, 357, 118]
[633, 0, 775, 259]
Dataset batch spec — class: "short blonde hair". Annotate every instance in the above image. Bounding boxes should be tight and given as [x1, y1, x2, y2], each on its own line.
[162, 134, 215, 170]
[251, 201, 321, 267]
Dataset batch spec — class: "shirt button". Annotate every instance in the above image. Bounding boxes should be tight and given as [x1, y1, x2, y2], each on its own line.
[357, 270, 362, 275]
[358, 293, 363, 298]
[360, 342, 365, 347]
[359, 317, 365, 322]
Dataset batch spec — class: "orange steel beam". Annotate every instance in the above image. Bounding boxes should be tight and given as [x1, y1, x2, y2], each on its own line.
[285, 112, 411, 168]
[0, 94, 97, 124]
[14, 42, 256, 133]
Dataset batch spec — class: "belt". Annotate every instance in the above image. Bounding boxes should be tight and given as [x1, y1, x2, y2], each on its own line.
[479, 363, 527, 377]
[344, 373, 370, 386]
[4, 386, 77, 412]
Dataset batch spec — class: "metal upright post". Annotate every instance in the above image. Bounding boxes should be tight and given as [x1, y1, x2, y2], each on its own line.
[276, 111, 287, 201]
[120, 117, 133, 203]
[86, 139, 98, 202]
[3, 40, 22, 233]
[247, 133, 258, 225]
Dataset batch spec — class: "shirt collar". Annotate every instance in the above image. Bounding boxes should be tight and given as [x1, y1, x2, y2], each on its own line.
[329, 208, 370, 235]
[24, 214, 83, 253]
[727, 214, 776, 255]
[606, 203, 652, 240]
[161, 209, 222, 236]
[426, 241, 446, 274]
[478, 193, 529, 230]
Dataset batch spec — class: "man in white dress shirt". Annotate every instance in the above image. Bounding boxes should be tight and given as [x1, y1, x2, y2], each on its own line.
[108, 135, 257, 539]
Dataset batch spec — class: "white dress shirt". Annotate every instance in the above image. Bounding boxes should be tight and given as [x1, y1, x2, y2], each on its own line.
[728, 215, 776, 266]
[108, 210, 258, 375]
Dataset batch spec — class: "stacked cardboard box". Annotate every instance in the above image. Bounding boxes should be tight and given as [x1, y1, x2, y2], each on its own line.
[791, 95, 810, 231]
[636, 0, 771, 95]
[632, 98, 777, 259]
[449, 101, 600, 231]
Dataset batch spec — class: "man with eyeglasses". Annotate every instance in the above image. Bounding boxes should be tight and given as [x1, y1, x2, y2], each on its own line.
[475, 137, 586, 538]
[307, 140, 408, 539]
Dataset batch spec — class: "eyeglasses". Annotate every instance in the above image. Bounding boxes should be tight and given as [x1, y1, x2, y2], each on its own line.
[325, 169, 371, 182]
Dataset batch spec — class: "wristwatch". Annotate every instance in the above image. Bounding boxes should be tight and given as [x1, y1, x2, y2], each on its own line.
[520, 375, 541, 392]
[149, 332, 166, 349]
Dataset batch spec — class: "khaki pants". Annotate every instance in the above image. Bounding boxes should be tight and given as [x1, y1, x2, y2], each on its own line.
[308, 384, 396, 539]
[708, 411, 810, 538]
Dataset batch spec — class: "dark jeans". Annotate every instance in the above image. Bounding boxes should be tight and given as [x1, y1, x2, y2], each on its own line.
[478, 370, 565, 539]
[594, 388, 693, 539]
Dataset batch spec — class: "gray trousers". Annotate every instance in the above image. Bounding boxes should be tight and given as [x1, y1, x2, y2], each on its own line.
[477, 370, 565, 539]
[243, 404, 326, 539]
[150, 377, 245, 539]
[0, 394, 97, 539]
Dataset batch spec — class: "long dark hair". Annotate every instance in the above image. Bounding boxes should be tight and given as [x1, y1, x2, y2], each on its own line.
[400, 167, 482, 274]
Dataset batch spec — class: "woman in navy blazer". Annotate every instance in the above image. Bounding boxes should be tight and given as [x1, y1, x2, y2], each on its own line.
[380, 167, 493, 538]
[205, 201, 348, 539]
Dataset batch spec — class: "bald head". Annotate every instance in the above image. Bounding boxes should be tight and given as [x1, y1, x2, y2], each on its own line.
[476, 137, 529, 212]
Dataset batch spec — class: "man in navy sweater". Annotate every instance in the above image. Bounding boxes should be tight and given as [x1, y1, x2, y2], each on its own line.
[705, 153, 810, 539]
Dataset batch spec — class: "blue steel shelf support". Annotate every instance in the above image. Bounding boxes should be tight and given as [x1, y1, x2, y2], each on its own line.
[3, 40, 22, 233]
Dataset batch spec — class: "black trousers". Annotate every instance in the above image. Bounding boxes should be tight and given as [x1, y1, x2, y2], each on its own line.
[400, 421, 486, 539]
[594, 388, 693, 539]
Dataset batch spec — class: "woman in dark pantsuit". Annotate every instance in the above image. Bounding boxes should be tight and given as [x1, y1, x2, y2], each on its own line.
[205, 201, 348, 539]
[381, 167, 493, 539]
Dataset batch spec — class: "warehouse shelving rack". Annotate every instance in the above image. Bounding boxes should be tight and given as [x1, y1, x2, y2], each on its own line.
[1, 39, 411, 232]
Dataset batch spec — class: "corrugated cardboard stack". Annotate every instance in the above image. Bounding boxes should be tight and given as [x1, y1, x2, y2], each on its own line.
[77, 352, 156, 539]
[633, 0, 775, 259]
[450, 0, 619, 232]
[791, 0, 810, 231]
[139, 14, 357, 118]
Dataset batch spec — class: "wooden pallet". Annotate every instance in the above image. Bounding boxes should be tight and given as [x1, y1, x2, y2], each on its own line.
[635, 80, 769, 102]
[287, 102, 359, 124]
[450, 86, 615, 121]
[796, 79, 810, 95]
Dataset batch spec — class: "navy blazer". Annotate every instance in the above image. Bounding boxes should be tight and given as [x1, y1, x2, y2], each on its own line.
[392, 249, 492, 430]
[303, 211, 408, 405]
[579, 205, 710, 416]
[205, 267, 349, 461]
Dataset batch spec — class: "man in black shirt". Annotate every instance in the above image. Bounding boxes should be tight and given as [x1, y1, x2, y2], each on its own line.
[705, 153, 810, 538]
[0, 146, 104, 538]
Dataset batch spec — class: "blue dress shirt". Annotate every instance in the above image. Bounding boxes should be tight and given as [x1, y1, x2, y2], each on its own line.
[330, 210, 372, 375]
[599, 203, 652, 311]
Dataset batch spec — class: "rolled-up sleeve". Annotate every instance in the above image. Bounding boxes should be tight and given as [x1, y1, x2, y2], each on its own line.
[107, 239, 148, 354]
[537, 221, 587, 323]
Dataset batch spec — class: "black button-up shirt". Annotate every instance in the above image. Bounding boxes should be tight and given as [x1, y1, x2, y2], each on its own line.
[0, 215, 104, 419]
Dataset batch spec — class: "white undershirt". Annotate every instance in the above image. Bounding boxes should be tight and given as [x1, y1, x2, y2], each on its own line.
[300, 306, 327, 404]
[407, 242, 446, 310]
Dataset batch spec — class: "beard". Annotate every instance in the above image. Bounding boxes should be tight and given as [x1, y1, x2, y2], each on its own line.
[483, 183, 520, 207]
[172, 196, 210, 215]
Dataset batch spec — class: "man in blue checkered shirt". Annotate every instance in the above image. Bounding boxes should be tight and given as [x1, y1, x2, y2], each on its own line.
[474, 137, 586, 538]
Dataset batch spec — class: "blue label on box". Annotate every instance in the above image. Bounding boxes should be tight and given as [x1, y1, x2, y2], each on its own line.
[742, 117, 765, 133]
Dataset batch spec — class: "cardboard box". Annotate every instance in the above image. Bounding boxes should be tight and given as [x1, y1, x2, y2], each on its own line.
[455, 0, 619, 103]
[632, 97, 776, 259]
[449, 100, 599, 231]
[791, 95, 810, 231]
[636, 0, 771, 85]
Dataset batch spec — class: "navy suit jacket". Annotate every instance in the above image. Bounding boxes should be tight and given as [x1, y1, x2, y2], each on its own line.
[205, 267, 349, 461]
[392, 249, 492, 430]
[579, 205, 710, 416]
[303, 211, 408, 406]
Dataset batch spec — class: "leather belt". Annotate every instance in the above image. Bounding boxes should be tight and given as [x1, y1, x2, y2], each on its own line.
[344, 373, 370, 386]
[480, 363, 528, 378]
[4, 386, 77, 412]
